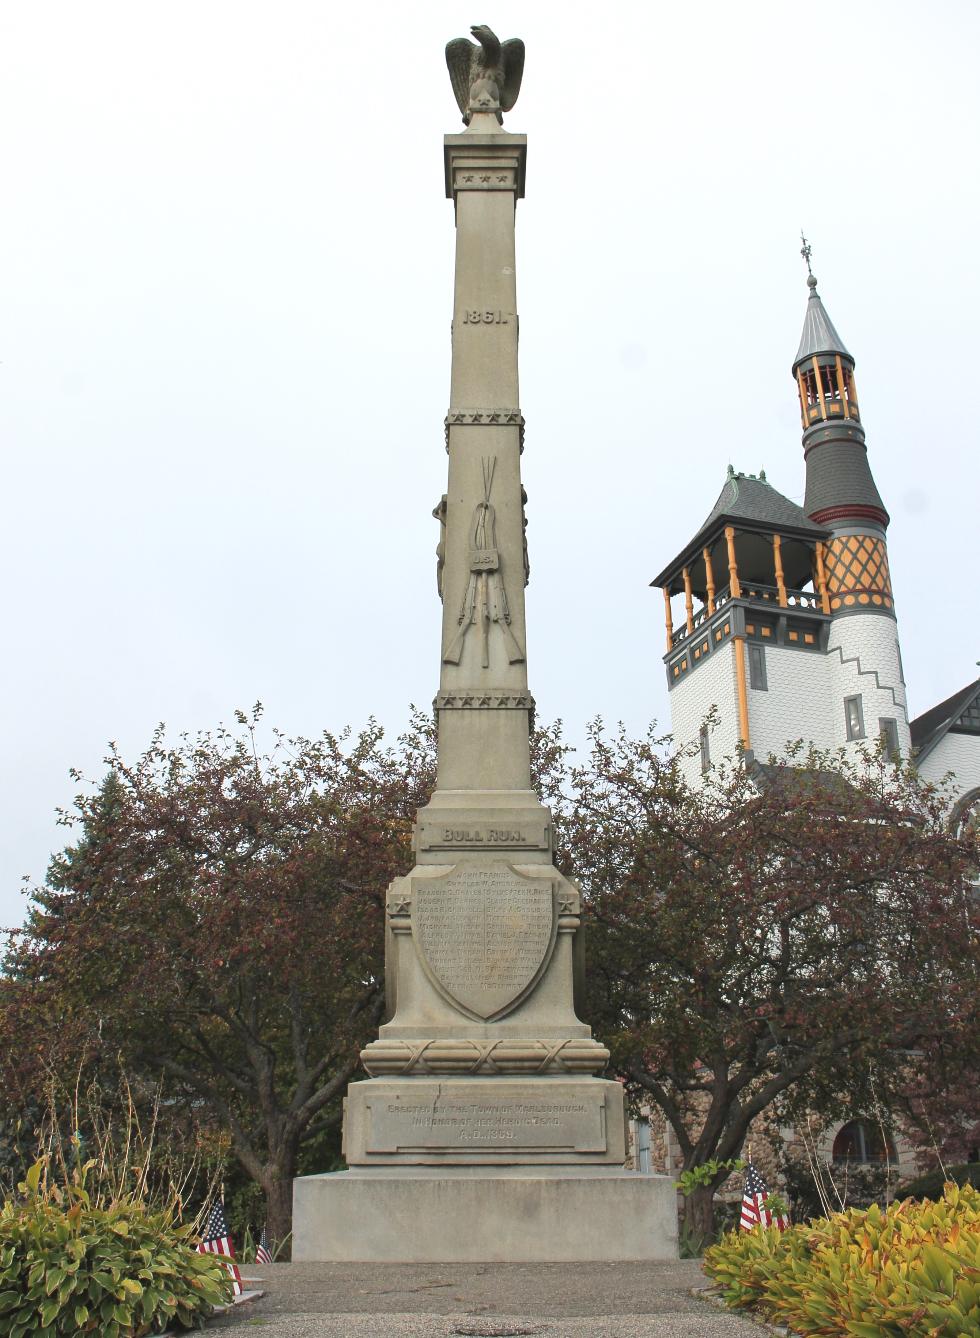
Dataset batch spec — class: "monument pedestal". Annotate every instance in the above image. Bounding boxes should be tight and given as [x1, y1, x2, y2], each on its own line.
[292, 1166, 678, 1262]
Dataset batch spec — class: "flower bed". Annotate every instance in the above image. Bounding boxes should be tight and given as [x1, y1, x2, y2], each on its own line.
[703, 1181, 980, 1336]
[0, 1159, 234, 1336]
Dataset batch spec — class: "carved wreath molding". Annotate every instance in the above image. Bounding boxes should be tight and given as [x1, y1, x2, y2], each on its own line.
[360, 1036, 610, 1077]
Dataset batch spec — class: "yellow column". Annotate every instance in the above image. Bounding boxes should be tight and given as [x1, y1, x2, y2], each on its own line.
[773, 534, 788, 607]
[663, 587, 674, 652]
[703, 546, 716, 614]
[733, 636, 751, 751]
[836, 354, 850, 419]
[796, 368, 809, 426]
[812, 356, 827, 420]
[682, 566, 695, 635]
[725, 526, 741, 598]
[815, 541, 831, 615]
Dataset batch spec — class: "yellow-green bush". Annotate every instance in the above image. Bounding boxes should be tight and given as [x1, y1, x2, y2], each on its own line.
[0, 1159, 234, 1337]
[703, 1181, 980, 1336]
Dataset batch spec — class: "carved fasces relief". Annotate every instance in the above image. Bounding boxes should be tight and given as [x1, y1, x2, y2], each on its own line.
[443, 456, 526, 667]
[412, 860, 556, 1020]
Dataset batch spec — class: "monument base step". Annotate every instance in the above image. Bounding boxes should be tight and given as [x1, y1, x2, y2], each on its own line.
[292, 1166, 678, 1262]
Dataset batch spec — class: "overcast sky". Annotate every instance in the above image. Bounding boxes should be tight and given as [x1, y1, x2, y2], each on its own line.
[2, 1, 978, 929]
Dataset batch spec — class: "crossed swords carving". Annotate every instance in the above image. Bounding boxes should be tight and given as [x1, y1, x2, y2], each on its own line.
[443, 456, 525, 668]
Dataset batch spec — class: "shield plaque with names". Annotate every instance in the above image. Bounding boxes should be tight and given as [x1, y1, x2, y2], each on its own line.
[413, 861, 556, 1020]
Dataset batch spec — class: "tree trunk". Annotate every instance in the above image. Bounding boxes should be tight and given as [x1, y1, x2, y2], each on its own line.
[263, 1164, 296, 1257]
[681, 1184, 717, 1252]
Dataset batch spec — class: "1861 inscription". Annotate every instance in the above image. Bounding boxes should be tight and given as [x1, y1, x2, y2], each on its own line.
[413, 861, 555, 1020]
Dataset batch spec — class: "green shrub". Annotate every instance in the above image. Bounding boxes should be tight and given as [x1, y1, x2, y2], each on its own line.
[703, 1181, 980, 1336]
[900, 1162, 980, 1202]
[0, 1158, 234, 1337]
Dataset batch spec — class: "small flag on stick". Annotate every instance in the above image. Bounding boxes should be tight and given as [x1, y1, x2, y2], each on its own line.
[197, 1198, 244, 1295]
[739, 1160, 787, 1231]
[255, 1227, 273, 1266]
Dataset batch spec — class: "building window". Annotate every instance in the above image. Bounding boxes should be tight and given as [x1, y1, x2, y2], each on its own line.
[844, 695, 865, 741]
[699, 725, 710, 773]
[878, 717, 900, 760]
[749, 644, 767, 691]
[832, 1120, 896, 1166]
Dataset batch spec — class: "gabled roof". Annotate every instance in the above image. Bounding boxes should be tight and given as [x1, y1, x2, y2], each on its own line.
[650, 469, 829, 589]
[910, 678, 980, 763]
[794, 275, 851, 366]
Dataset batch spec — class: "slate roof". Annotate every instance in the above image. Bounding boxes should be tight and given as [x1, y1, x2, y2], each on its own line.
[748, 758, 863, 807]
[794, 275, 851, 366]
[697, 470, 828, 540]
[910, 678, 980, 762]
[650, 470, 828, 588]
[803, 438, 888, 523]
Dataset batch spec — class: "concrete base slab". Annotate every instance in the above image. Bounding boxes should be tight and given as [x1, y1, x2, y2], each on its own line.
[292, 1166, 678, 1262]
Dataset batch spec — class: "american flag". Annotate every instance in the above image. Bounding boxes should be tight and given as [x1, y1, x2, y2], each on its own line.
[255, 1227, 273, 1266]
[197, 1198, 243, 1295]
[739, 1161, 787, 1231]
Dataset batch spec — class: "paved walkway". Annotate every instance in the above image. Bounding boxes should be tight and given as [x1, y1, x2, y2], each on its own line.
[211, 1262, 768, 1336]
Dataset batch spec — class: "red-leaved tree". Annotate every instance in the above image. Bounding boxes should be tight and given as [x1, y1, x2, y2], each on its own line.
[550, 723, 980, 1241]
[1, 707, 435, 1246]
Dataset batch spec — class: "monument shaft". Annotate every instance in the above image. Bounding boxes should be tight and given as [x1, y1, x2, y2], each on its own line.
[437, 126, 530, 794]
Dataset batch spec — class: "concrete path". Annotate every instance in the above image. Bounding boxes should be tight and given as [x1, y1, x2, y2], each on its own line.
[210, 1262, 768, 1336]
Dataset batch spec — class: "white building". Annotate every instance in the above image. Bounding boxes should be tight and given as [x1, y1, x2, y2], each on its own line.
[651, 265, 980, 817]
[643, 263, 980, 1190]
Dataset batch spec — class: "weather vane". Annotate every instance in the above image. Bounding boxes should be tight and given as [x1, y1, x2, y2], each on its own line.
[800, 231, 814, 277]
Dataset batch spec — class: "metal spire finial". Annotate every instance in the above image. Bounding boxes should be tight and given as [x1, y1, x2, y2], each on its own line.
[800, 231, 813, 274]
[800, 231, 818, 293]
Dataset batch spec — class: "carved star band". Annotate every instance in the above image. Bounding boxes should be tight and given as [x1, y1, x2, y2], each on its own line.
[444, 409, 525, 452]
[435, 691, 535, 710]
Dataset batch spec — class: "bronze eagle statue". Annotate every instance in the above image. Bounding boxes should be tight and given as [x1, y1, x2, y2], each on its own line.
[445, 25, 525, 125]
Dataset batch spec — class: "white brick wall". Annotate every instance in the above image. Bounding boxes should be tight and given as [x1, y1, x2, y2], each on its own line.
[916, 732, 980, 809]
[669, 612, 914, 781]
[747, 644, 835, 758]
[669, 642, 741, 787]
[827, 615, 911, 759]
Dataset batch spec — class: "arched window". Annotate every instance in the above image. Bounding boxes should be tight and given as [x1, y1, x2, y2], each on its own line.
[952, 788, 980, 840]
[832, 1120, 896, 1165]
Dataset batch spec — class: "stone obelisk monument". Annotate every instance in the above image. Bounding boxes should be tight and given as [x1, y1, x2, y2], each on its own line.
[293, 27, 677, 1262]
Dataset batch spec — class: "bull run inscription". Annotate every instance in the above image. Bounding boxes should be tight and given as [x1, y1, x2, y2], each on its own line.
[413, 861, 555, 1020]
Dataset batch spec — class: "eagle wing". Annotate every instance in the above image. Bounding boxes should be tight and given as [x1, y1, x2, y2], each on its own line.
[445, 38, 475, 117]
[499, 38, 525, 112]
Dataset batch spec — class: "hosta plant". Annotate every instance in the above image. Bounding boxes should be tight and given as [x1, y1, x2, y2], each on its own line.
[703, 1180, 980, 1336]
[0, 1158, 234, 1337]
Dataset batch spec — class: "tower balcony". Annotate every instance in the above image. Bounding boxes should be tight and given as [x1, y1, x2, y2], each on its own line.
[663, 583, 830, 690]
[797, 355, 860, 429]
[668, 582, 824, 649]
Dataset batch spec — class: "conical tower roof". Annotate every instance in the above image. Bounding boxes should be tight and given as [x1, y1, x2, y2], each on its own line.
[794, 274, 851, 366]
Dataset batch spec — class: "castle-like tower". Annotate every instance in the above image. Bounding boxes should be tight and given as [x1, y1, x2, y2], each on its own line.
[652, 263, 910, 783]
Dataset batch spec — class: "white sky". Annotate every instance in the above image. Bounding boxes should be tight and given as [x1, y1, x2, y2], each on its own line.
[2, 1, 978, 929]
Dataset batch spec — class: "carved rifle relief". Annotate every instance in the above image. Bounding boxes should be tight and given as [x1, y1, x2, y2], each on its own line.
[443, 456, 525, 667]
